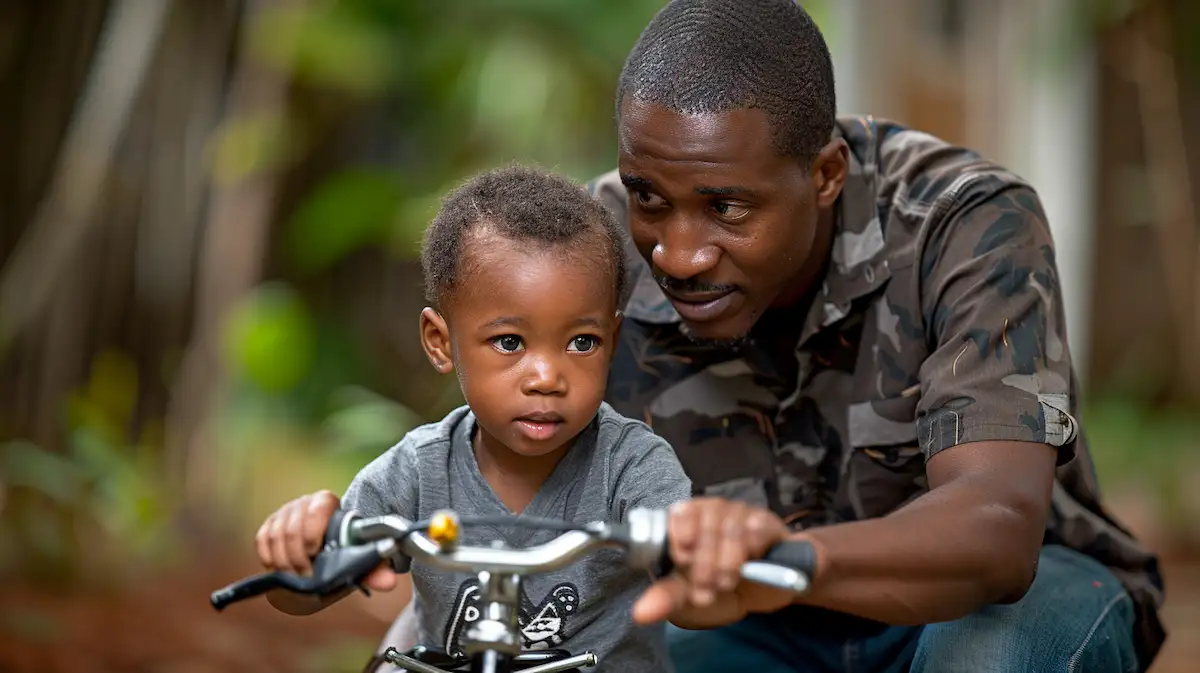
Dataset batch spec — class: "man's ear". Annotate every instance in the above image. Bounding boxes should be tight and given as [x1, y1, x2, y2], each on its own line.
[811, 138, 849, 210]
[420, 307, 454, 374]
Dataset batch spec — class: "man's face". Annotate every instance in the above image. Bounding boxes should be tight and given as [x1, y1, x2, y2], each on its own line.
[617, 99, 843, 344]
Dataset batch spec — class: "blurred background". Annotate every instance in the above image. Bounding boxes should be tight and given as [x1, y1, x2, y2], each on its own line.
[0, 0, 1197, 671]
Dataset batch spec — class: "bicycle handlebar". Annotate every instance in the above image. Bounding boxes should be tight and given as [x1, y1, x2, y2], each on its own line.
[210, 507, 816, 612]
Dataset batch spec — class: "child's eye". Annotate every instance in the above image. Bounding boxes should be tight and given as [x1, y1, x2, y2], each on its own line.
[490, 335, 524, 353]
[567, 335, 599, 353]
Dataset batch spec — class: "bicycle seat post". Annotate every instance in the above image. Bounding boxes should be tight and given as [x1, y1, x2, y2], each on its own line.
[462, 570, 522, 673]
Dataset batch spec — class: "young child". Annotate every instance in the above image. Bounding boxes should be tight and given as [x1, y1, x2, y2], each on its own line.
[255, 165, 693, 671]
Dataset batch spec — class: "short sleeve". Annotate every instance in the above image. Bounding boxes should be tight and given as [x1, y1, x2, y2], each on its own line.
[915, 183, 1079, 465]
[609, 423, 693, 519]
[341, 440, 421, 572]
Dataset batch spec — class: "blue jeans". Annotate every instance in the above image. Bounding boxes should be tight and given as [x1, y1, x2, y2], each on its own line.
[667, 545, 1139, 673]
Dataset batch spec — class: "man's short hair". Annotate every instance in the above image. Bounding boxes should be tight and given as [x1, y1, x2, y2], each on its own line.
[617, 0, 836, 163]
[421, 164, 628, 308]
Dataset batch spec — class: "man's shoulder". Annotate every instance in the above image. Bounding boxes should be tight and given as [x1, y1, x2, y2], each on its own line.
[840, 116, 1036, 227]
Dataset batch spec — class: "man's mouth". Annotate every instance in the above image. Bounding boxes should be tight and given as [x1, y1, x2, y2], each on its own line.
[662, 288, 739, 323]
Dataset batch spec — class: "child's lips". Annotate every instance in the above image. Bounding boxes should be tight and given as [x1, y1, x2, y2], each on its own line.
[514, 413, 565, 441]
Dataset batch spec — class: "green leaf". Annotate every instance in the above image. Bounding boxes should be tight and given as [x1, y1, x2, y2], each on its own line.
[221, 282, 316, 394]
[0, 441, 82, 505]
[285, 169, 403, 273]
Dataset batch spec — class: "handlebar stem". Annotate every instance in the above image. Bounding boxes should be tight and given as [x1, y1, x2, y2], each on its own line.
[463, 570, 522, 659]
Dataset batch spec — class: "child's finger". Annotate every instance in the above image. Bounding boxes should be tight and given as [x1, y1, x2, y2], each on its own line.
[283, 498, 312, 574]
[301, 490, 339, 556]
[631, 574, 690, 625]
[268, 505, 294, 573]
[667, 500, 700, 565]
[255, 513, 276, 569]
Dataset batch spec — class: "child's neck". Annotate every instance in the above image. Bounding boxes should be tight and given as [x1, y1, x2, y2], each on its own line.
[473, 429, 573, 514]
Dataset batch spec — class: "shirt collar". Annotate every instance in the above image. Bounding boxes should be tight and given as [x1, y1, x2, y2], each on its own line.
[622, 116, 895, 344]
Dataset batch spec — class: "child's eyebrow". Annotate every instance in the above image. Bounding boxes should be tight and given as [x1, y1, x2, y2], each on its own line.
[568, 317, 604, 329]
[484, 316, 526, 329]
[482, 316, 606, 329]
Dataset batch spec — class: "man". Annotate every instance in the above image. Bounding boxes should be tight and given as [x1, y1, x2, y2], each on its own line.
[378, 0, 1164, 671]
[585, 0, 1165, 671]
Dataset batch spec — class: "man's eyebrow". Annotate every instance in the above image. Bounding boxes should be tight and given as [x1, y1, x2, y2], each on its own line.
[618, 172, 652, 190]
[695, 185, 757, 197]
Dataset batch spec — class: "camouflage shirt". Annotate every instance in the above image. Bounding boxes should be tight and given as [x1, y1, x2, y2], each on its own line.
[588, 116, 1165, 667]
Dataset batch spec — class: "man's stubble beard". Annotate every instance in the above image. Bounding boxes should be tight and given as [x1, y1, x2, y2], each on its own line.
[678, 320, 753, 351]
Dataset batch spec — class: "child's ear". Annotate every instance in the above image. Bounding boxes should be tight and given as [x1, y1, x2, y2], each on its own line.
[420, 307, 454, 374]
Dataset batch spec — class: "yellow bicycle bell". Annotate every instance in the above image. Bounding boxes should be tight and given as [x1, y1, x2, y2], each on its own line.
[428, 509, 460, 549]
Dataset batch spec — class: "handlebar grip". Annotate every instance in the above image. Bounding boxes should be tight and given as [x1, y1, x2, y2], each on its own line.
[210, 572, 284, 611]
[761, 539, 817, 578]
[323, 507, 354, 549]
[743, 539, 816, 593]
[654, 538, 817, 594]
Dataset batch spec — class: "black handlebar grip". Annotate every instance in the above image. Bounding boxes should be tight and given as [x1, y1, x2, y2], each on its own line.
[323, 507, 352, 550]
[210, 586, 239, 611]
[210, 572, 279, 611]
[653, 538, 817, 585]
[761, 539, 817, 578]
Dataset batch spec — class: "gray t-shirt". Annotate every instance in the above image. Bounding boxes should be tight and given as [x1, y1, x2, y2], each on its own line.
[341, 402, 692, 672]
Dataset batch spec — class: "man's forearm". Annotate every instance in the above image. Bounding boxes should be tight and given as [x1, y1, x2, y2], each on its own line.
[792, 473, 1048, 625]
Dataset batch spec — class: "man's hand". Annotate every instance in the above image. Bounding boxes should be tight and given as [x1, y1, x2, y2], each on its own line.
[631, 497, 796, 628]
[255, 489, 396, 592]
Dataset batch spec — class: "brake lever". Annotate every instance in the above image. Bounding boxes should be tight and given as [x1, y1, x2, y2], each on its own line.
[209, 543, 387, 611]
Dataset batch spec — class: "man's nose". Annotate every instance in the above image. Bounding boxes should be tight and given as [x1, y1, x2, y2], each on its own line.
[651, 219, 720, 281]
[520, 354, 567, 395]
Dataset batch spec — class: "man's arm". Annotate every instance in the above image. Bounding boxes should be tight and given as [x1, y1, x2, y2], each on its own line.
[796, 183, 1072, 624]
[794, 439, 1055, 624]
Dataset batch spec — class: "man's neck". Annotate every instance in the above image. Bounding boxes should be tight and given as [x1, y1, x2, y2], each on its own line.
[765, 207, 835, 326]
[750, 207, 836, 384]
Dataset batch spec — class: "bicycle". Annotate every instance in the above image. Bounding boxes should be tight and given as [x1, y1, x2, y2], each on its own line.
[210, 506, 817, 673]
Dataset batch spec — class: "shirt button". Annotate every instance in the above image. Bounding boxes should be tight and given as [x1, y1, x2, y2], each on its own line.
[864, 265, 876, 283]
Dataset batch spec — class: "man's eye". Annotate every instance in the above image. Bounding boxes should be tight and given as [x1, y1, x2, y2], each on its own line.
[633, 190, 665, 208]
[490, 335, 524, 353]
[713, 201, 750, 221]
[567, 335, 598, 353]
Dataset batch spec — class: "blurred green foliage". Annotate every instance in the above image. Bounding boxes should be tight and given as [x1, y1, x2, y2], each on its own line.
[6, 0, 1199, 587]
[0, 353, 179, 582]
[213, 0, 684, 449]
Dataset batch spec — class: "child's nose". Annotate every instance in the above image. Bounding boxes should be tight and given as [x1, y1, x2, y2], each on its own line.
[520, 355, 567, 395]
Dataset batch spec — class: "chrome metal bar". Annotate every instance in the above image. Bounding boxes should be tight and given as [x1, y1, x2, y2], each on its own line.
[520, 652, 599, 673]
[381, 649, 450, 673]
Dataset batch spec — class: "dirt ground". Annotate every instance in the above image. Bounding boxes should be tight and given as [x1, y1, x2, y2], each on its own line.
[1, 519, 1195, 673]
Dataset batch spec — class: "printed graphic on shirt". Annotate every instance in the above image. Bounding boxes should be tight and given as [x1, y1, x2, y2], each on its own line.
[443, 578, 580, 656]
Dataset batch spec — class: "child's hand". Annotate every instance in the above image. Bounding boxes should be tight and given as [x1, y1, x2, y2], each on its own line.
[632, 497, 794, 627]
[255, 490, 396, 592]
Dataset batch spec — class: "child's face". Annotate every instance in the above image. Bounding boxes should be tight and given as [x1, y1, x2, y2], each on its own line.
[421, 234, 621, 458]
